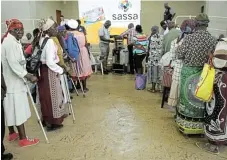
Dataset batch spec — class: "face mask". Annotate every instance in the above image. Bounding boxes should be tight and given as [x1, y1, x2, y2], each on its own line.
[213, 57, 227, 68]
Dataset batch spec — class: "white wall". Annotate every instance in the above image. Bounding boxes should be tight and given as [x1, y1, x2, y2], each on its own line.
[205, 1, 227, 38]
[1, 1, 36, 34]
[61, 1, 79, 19]
[1, 1, 71, 35]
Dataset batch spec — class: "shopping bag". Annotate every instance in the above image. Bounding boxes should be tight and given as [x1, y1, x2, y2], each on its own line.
[195, 63, 215, 102]
[135, 74, 147, 90]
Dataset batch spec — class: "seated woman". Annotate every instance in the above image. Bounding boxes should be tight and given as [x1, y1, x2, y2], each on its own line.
[175, 13, 216, 135]
[132, 25, 148, 74]
[196, 37, 227, 154]
[37, 18, 66, 131]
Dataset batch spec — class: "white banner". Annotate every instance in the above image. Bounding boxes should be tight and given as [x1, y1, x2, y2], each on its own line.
[78, 0, 141, 44]
[78, 0, 141, 27]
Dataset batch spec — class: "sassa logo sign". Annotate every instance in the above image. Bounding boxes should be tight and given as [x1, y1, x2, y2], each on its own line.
[112, 14, 138, 21]
[112, 0, 138, 21]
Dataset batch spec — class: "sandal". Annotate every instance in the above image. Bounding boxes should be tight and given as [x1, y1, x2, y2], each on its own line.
[196, 142, 219, 154]
[147, 88, 156, 93]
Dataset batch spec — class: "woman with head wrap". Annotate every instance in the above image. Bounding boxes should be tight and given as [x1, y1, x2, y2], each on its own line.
[175, 13, 217, 135]
[196, 38, 227, 154]
[1, 19, 39, 147]
[57, 25, 75, 93]
[36, 18, 66, 131]
[147, 26, 163, 92]
[168, 19, 196, 107]
[65, 19, 92, 92]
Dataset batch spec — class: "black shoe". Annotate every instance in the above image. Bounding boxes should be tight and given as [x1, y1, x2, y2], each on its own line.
[2, 153, 13, 160]
[37, 120, 46, 127]
[70, 96, 73, 99]
[69, 89, 75, 93]
[46, 124, 63, 132]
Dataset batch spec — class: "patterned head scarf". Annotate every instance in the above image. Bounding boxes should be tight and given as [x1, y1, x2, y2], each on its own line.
[37, 18, 55, 32]
[7, 19, 23, 31]
[1, 19, 23, 43]
[180, 19, 196, 33]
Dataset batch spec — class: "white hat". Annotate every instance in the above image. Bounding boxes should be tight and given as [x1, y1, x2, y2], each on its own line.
[67, 19, 78, 29]
[42, 18, 55, 31]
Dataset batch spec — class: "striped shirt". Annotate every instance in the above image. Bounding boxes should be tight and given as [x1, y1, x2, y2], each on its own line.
[120, 28, 136, 45]
[132, 33, 148, 55]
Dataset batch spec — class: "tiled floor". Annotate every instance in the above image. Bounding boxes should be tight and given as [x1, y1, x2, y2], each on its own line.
[4, 74, 227, 160]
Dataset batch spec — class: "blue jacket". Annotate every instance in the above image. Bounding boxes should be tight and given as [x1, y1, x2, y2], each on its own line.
[65, 33, 80, 61]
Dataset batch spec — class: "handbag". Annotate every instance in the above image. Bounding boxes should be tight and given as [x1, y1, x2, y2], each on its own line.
[195, 58, 215, 102]
[161, 66, 173, 87]
[26, 38, 49, 74]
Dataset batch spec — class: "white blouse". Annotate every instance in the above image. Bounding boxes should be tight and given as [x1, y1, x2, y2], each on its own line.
[39, 36, 63, 74]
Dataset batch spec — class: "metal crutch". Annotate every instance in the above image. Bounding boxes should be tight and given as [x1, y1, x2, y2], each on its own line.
[23, 78, 49, 144]
[75, 61, 86, 98]
[69, 75, 79, 96]
[63, 75, 76, 123]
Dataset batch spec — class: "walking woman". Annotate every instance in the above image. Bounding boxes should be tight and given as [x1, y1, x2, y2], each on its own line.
[168, 19, 196, 107]
[133, 25, 148, 74]
[37, 18, 66, 131]
[196, 38, 227, 154]
[1, 19, 39, 147]
[66, 19, 92, 91]
[175, 13, 216, 135]
[147, 26, 163, 92]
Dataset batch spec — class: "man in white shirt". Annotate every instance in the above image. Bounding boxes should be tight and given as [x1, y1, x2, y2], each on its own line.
[60, 15, 67, 26]
[98, 20, 114, 74]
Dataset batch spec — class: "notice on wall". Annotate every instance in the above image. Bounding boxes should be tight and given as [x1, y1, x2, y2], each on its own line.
[78, 0, 141, 44]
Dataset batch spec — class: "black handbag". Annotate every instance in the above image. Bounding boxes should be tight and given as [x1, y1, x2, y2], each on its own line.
[26, 38, 49, 74]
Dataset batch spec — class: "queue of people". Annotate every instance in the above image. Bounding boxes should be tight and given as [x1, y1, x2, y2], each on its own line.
[1, 10, 226, 159]
[146, 13, 227, 154]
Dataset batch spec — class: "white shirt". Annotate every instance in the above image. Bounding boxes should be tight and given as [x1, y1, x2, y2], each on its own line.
[39, 36, 63, 74]
[60, 19, 68, 26]
[99, 25, 110, 44]
[1, 33, 28, 93]
[164, 28, 169, 35]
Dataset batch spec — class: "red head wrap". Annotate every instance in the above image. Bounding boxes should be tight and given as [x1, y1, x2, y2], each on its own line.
[1, 19, 23, 43]
[7, 19, 23, 31]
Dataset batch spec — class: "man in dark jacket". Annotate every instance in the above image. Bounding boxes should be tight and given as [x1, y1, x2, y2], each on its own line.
[1, 64, 13, 160]
[164, 3, 176, 21]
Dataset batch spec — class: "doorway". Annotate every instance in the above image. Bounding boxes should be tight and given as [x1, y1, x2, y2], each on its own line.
[56, 10, 62, 25]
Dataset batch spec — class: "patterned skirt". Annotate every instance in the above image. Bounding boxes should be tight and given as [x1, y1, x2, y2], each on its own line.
[175, 66, 205, 134]
[168, 60, 183, 107]
[37, 64, 65, 125]
[204, 71, 227, 145]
